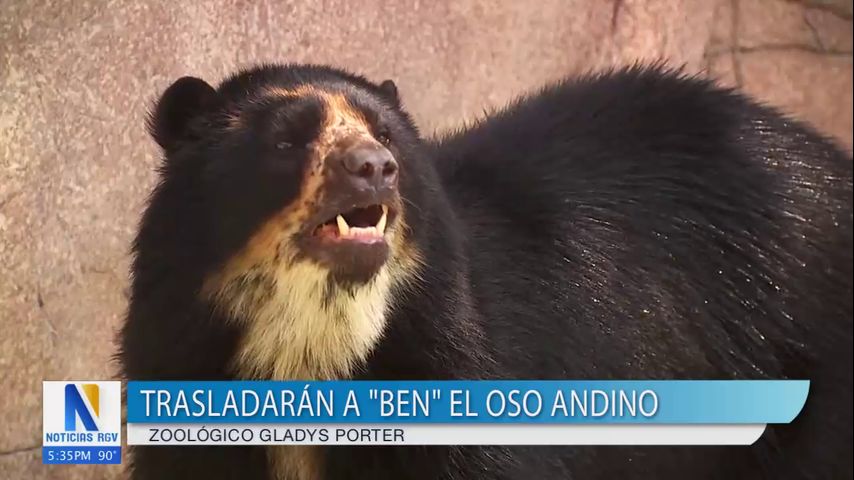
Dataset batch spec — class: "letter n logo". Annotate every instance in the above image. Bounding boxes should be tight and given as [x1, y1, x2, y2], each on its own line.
[64, 383, 99, 431]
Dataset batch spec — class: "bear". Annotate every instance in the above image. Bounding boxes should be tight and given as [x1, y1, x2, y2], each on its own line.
[119, 63, 853, 480]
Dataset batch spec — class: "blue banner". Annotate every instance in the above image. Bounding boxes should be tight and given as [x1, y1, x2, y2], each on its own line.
[126, 380, 808, 424]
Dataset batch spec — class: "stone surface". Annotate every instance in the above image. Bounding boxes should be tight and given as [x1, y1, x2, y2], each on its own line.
[737, 0, 822, 49]
[805, 7, 854, 51]
[739, 50, 853, 147]
[804, 0, 854, 17]
[0, 0, 851, 478]
[705, 0, 853, 150]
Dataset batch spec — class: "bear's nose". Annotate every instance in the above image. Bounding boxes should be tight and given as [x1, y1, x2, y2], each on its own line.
[340, 146, 398, 190]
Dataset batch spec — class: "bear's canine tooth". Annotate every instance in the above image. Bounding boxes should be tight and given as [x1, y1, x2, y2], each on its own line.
[336, 215, 350, 236]
[377, 206, 388, 234]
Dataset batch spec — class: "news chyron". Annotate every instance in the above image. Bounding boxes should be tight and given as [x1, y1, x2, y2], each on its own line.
[42, 379, 809, 466]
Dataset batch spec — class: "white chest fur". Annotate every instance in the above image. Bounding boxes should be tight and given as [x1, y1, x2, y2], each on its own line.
[228, 260, 393, 381]
[216, 260, 394, 480]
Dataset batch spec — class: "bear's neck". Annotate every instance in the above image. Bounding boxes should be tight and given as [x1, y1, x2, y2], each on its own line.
[215, 259, 401, 381]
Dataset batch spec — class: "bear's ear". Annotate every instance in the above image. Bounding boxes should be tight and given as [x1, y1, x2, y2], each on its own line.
[148, 76, 218, 152]
[377, 79, 400, 107]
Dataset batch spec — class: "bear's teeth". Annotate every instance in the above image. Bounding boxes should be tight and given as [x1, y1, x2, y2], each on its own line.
[336, 215, 350, 236]
[377, 205, 388, 234]
[349, 226, 380, 237]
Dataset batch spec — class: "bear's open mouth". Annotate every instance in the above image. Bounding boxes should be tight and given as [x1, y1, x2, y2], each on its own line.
[312, 204, 394, 243]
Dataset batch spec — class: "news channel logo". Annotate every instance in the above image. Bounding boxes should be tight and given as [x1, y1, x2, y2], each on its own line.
[42, 381, 122, 464]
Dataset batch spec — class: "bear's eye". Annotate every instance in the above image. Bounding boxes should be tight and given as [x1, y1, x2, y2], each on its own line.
[276, 141, 293, 150]
[375, 127, 392, 146]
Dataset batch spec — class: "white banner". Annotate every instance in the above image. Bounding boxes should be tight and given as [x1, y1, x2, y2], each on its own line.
[127, 423, 766, 446]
